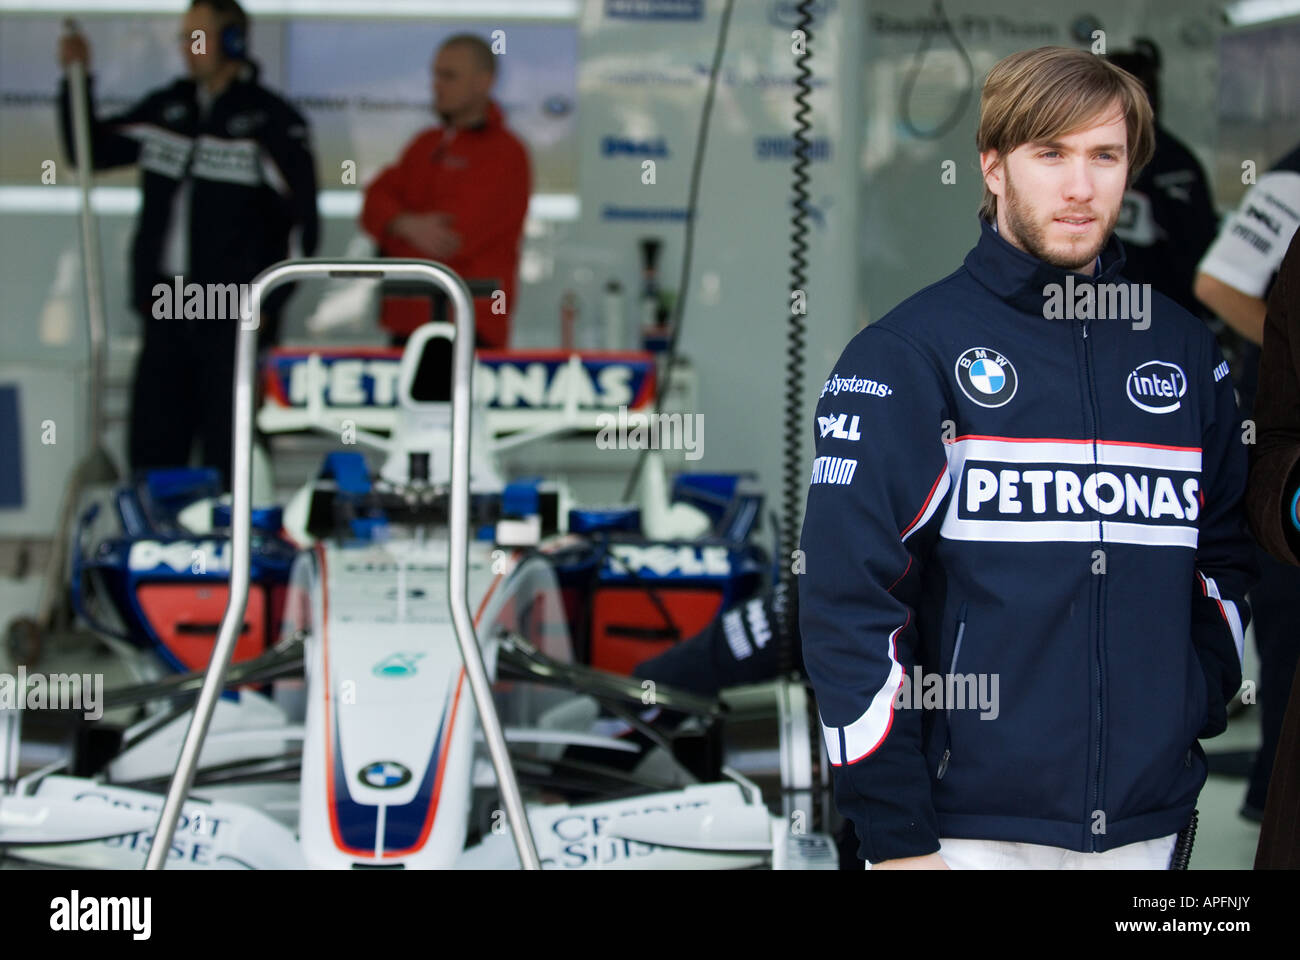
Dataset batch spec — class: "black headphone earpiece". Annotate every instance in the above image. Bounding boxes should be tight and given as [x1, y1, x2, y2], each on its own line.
[219, 21, 246, 60]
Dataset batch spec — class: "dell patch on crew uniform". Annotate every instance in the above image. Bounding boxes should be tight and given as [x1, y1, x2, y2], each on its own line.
[955, 347, 1018, 408]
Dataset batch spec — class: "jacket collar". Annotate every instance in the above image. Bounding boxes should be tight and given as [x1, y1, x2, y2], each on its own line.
[443, 99, 503, 134]
[179, 59, 260, 106]
[235, 59, 261, 86]
[964, 216, 1129, 316]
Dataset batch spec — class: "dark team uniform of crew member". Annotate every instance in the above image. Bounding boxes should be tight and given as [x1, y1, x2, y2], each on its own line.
[1108, 41, 1219, 319]
[800, 218, 1256, 864]
[57, 2, 318, 486]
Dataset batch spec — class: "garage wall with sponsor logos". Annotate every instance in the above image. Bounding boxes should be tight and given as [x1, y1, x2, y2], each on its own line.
[572, 0, 865, 517]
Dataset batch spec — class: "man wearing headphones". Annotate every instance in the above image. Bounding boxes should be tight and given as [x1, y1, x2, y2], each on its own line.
[57, 0, 319, 487]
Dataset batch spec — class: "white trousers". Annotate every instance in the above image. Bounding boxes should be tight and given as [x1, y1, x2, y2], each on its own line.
[866, 833, 1179, 869]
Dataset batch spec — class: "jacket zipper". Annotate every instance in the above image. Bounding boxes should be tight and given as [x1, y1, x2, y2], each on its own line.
[1080, 314, 1106, 851]
[936, 601, 968, 780]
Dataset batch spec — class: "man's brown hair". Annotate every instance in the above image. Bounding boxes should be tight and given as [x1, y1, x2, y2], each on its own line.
[976, 46, 1154, 223]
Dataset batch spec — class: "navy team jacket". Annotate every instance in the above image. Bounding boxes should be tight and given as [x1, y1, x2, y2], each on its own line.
[799, 218, 1257, 863]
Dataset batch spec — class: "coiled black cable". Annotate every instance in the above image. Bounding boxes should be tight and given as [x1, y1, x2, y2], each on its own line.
[777, 0, 815, 674]
[1169, 808, 1197, 870]
[898, 0, 975, 141]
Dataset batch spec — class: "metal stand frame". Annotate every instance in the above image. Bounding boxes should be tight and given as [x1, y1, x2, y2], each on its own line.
[17, 24, 120, 660]
[145, 259, 540, 870]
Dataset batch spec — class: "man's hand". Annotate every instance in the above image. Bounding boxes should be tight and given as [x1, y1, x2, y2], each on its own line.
[389, 212, 461, 259]
[59, 30, 90, 69]
[1194, 271, 1266, 346]
[871, 852, 951, 869]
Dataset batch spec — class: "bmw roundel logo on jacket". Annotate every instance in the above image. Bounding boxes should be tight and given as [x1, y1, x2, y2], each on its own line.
[798, 218, 1257, 865]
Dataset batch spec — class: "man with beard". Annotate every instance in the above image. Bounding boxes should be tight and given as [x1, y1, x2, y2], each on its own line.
[800, 46, 1257, 869]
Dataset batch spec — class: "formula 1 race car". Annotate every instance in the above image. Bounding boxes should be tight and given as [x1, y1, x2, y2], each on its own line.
[0, 259, 833, 870]
[68, 316, 771, 688]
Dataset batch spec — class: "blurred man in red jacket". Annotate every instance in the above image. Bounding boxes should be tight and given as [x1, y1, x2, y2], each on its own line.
[362, 34, 530, 347]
